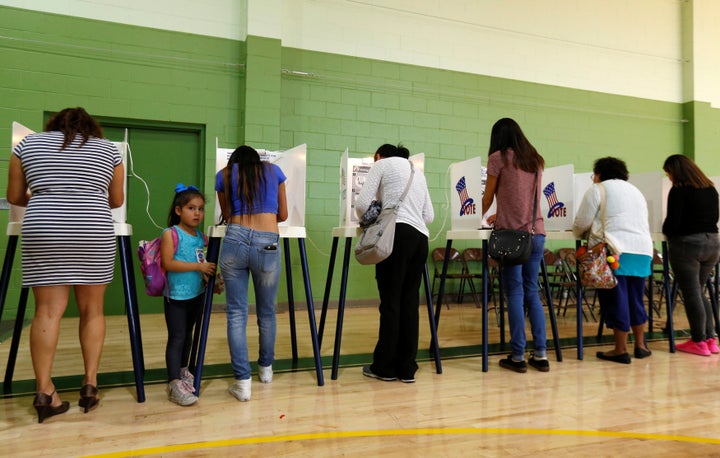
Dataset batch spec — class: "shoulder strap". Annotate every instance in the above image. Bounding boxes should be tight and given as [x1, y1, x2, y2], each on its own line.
[598, 182, 607, 241]
[395, 161, 415, 208]
[529, 171, 538, 234]
[170, 226, 179, 254]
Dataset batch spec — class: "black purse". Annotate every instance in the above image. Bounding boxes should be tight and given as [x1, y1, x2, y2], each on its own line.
[488, 172, 538, 266]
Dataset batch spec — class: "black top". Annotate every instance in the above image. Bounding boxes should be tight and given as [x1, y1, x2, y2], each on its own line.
[662, 186, 719, 236]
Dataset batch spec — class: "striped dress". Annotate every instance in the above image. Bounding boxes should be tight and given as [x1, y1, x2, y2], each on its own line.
[12, 131, 122, 287]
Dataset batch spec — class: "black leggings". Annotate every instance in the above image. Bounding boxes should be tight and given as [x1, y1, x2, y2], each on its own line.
[164, 294, 203, 381]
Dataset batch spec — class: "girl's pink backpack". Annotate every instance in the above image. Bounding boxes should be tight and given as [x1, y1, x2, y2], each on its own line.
[137, 227, 179, 297]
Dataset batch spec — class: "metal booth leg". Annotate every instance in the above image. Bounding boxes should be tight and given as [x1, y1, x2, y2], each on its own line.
[117, 235, 146, 403]
[297, 238, 324, 386]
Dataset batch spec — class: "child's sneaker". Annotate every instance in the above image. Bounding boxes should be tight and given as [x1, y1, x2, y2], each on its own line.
[229, 378, 251, 402]
[706, 337, 720, 354]
[676, 339, 711, 356]
[258, 365, 273, 384]
[180, 367, 195, 391]
[168, 380, 198, 406]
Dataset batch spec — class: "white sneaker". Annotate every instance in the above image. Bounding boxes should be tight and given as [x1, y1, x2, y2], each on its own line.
[258, 365, 273, 383]
[168, 380, 198, 406]
[180, 367, 195, 392]
[229, 378, 251, 402]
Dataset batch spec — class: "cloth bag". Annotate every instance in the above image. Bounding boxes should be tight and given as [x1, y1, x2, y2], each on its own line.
[354, 162, 415, 265]
[577, 182, 616, 289]
[577, 242, 617, 289]
[488, 172, 538, 266]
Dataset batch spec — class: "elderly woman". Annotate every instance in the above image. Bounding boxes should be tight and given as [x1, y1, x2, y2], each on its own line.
[573, 157, 653, 364]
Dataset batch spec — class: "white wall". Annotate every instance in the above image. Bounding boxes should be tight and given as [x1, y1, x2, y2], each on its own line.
[0, 0, 248, 40]
[689, 0, 720, 107]
[1, 0, 686, 103]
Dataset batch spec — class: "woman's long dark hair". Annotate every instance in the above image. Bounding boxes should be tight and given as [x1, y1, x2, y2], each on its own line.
[223, 145, 267, 214]
[45, 107, 104, 150]
[663, 154, 714, 188]
[487, 118, 544, 173]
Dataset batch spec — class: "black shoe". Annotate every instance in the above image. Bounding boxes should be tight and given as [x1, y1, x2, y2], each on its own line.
[596, 351, 631, 364]
[399, 377, 415, 383]
[634, 347, 652, 359]
[528, 352, 550, 372]
[499, 355, 527, 373]
[362, 365, 396, 381]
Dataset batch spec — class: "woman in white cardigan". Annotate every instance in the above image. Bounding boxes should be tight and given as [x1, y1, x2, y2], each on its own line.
[355, 144, 434, 383]
[573, 157, 654, 364]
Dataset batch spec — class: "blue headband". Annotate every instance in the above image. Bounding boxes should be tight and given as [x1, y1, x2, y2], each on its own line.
[175, 183, 199, 194]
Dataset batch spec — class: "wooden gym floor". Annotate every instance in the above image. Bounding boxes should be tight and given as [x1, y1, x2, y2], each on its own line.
[2, 295, 720, 457]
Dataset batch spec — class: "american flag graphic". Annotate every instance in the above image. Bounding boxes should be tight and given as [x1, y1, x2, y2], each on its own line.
[456, 177, 475, 216]
[543, 182, 565, 218]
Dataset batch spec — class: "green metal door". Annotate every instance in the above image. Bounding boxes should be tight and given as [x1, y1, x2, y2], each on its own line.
[103, 123, 204, 315]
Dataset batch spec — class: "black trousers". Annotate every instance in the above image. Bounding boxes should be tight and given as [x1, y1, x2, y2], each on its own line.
[164, 294, 203, 381]
[371, 223, 428, 379]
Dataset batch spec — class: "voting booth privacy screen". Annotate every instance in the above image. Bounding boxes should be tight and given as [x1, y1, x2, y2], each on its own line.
[10, 122, 129, 224]
[449, 156, 485, 230]
[215, 144, 307, 231]
[339, 150, 425, 227]
[541, 164, 575, 231]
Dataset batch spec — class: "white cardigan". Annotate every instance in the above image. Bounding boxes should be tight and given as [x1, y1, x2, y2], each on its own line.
[572, 180, 653, 256]
[355, 156, 434, 237]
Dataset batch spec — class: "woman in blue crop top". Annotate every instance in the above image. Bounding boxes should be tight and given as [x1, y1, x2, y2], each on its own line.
[662, 154, 720, 357]
[215, 145, 288, 402]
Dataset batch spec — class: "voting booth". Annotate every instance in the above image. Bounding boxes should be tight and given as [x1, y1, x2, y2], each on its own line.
[323, 149, 440, 380]
[204, 142, 323, 388]
[215, 144, 307, 237]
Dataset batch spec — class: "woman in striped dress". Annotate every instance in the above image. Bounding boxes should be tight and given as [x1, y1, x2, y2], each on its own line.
[6, 107, 125, 423]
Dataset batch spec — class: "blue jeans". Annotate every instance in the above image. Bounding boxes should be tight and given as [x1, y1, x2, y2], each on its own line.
[501, 234, 547, 360]
[220, 224, 280, 380]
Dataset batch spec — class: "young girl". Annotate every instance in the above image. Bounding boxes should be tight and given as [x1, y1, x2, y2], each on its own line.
[161, 184, 216, 406]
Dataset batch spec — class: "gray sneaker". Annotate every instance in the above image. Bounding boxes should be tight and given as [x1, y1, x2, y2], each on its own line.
[228, 378, 251, 402]
[168, 380, 198, 406]
[180, 367, 195, 391]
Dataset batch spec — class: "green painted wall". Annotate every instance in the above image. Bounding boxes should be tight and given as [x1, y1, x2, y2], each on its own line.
[684, 101, 720, 175]
[0, 6, 245, 317]
[1, 5, 707, 316]
[279, 47, 685, 299]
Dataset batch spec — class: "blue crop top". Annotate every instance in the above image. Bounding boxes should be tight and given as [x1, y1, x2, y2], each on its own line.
[215, 162, 286, 216]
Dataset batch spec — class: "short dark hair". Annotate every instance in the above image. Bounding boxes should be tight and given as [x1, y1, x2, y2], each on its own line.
[593, 157, 628, 181]
[375, 143, 410, 159]
[45, 107, 103, 150]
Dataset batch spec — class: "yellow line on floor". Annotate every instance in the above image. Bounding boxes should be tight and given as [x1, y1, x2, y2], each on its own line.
[83, 427, 720, 457]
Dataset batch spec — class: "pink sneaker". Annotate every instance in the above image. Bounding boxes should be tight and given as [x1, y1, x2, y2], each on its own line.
[706, 337, 720, 354]
[676, 339, 711, 356]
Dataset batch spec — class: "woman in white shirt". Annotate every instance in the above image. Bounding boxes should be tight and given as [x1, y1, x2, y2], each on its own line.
[573, 157, 653, 364]
[355, 144, 434, 383]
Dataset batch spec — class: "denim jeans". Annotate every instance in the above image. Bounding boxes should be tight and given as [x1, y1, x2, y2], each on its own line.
[668, 232, 720, 342]
[220, 224, 280, 380]
[501, 234, 547, 360]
